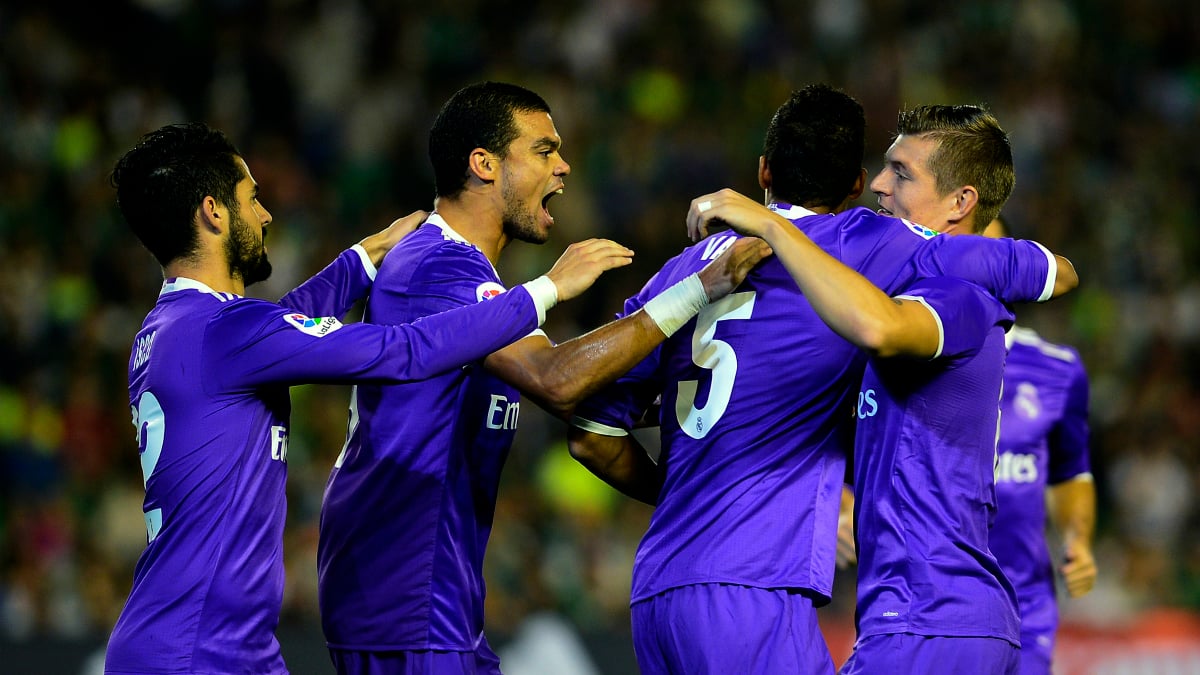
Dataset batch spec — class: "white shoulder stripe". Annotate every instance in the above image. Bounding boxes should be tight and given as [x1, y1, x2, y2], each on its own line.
[1010, 326, 1077, 362]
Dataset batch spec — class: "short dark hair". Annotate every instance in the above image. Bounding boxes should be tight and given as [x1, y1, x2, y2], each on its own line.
[428, 82, 551, 198]
[762, 84, 866, 209]
[895, 105, 1014, 232]
[111, 123, 245, 266]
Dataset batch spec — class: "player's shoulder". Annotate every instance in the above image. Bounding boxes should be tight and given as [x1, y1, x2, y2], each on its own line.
[833, 206, 939, 240]
[392, 220, 486, 261]
[1007, 326, 1081, 365]
[381, 220, 496, 283]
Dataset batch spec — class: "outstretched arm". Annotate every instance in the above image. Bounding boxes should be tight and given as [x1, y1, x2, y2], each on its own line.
[486, 236, 771, 418]
[687, 189, 940, 359]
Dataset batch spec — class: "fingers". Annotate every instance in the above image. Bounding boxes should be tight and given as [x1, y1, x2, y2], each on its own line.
[1059, 542, 1097, 597]
[388, 210, 430, 234]
[688, 192, 727, 242]
[545, 238, 635, 302]
[1060, 559, 1097, 597]
[568, 238, 635, 262]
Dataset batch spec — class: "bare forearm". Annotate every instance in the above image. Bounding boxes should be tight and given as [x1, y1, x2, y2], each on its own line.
[544, 313, 666, 415]
[1050, 476, 1096, 545]
[490, 312, 667, 419]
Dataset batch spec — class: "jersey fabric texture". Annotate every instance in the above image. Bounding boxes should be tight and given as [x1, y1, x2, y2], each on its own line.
[106, 247, 540, 675]
[989, 326, 1091, 660]
[318, 215, 540, 652]
[574, 204, 1056, 608]
[851, 276, 1023, 646]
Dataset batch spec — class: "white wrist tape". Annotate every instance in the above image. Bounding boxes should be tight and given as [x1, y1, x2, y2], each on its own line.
[642, 273, 708, 337]
[521, 275, 559, 326]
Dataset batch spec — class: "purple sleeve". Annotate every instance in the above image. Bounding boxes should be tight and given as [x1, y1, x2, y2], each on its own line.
[203, 286, 538, 390]
[278, 247, 374, 318]
[1048, 355, 1092, 483]
[897, 277, 1010, 359]
[909, 235, 1055, 304]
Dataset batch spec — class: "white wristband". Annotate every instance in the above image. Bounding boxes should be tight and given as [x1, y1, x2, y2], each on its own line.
[521, 275, 559, 326]
[642, 273, 708, 337]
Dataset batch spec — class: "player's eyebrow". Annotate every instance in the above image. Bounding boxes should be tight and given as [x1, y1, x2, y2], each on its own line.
[531, 137, 561, 152]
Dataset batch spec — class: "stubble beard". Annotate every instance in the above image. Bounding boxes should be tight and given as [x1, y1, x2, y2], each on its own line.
[500, 175, 549, 245]
[226, 209, 273, 287]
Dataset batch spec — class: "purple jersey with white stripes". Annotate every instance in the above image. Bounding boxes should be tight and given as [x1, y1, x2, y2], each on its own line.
[575, 204, 1056, 606]
[318, 215, 535, 651]
[105, 248, 540, 675]
[852, 276, 1022, 646]
[989, 326, 1091, 658]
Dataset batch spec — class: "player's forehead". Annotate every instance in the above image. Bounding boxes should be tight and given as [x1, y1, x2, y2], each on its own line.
[233, 157, 258, 193]
[885, 134, 937, 172]
[511, 110, 561, 150]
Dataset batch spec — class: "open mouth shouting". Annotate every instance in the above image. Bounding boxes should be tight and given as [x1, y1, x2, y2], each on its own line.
[542, 185, 564, 223]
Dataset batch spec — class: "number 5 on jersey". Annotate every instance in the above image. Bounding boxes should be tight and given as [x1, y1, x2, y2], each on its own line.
[675, 292, 756, 439]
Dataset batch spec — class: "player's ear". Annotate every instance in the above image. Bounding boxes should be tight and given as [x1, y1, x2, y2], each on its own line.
[468, 148, 498, 183]
[945, 185, 979, 233]
[196, 195, 224, 234]
[758, 156, 771, 191]
[847, 168, 867, 201]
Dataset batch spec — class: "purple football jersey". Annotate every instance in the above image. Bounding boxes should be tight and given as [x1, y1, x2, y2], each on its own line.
[106, 248, 541, 674]
[851, 276, 1021, 646]
[989, 326, 1091, 659]
[574, 204, 1056, 607]
[318, 215, 539, 651]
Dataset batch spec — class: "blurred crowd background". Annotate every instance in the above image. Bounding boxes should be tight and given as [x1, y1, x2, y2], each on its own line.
[2, 0, 1198, 672]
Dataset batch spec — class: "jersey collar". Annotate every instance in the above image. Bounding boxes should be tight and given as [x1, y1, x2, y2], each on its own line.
[426, 212, 471, 244]
[768, 202, 818, 220]
[160, 277, 241, 301]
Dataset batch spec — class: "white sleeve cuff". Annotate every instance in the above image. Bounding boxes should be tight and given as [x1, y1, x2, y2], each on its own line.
[570, 415, 630, 437]
[521, 275, 559, 326]
[1033, 241, 1056, 302]
[351, 244, 378, 281]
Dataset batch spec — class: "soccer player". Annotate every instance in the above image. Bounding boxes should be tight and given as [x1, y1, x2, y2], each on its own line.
[683, 105, 1072, 674]
[986, 216, 1097, 675]
[315, 82, 768, 674]
[104, 122, 636, 675]
[567, 90, 1075, 674]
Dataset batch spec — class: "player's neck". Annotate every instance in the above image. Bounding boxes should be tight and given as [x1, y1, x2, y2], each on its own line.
[434, 197, 507, 265]
[766, 190, 834, 215]
[163, 257, 245, 296]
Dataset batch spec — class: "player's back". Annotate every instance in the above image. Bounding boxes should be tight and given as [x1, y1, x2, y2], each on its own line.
[621, 204, 939, 603]
[108, 281, 290, 674]
[318, 219, 519, 651]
